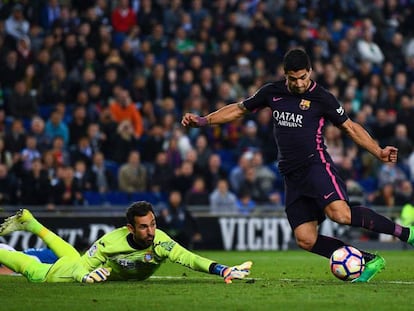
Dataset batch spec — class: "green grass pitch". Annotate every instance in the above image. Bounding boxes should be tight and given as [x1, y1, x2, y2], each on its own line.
[1, 250, 414, 311]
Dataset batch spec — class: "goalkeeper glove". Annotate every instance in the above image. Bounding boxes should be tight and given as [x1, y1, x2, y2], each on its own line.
[82, 267, 111, 283]
[223, 261, 252, 284]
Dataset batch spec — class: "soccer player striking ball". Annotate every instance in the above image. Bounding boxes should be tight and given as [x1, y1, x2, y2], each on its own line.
[182, 48, 413, 283]
[0, 202, 252, 283]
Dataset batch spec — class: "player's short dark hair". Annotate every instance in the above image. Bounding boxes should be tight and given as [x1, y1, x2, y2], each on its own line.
[126, 201, 154, 225]
[283, 48, 311, 72]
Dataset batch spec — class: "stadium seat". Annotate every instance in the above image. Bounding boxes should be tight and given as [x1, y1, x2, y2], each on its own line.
[83, 191, 104, 205]
[104, 161, 120, 177]
[217, 149, 237, 173]
[130, 192, 167, 205]
[105, 191, 130, 205]
[358, 177, 378, 193]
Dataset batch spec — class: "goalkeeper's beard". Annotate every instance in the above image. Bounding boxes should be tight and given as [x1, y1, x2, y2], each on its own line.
[135, 234, 154, 248]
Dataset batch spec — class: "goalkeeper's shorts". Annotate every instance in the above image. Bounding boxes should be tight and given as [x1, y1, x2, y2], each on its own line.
[23, 257, 79, 283]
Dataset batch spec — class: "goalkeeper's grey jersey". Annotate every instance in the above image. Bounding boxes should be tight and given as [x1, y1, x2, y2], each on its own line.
[80, 227, 213, 281]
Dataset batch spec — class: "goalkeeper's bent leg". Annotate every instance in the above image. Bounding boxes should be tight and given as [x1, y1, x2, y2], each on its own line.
[0, 249, 51, 282]
[27, 217, 80, 259]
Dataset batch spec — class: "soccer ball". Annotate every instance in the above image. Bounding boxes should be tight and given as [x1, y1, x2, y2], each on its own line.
[329, 246, 365, 281]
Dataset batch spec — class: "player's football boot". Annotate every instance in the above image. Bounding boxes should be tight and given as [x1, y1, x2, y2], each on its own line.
[0, 209, 34, 236]
[351, 254, 385, 283]
[407, 226, 414, 247]
[223, 261, 253, 284]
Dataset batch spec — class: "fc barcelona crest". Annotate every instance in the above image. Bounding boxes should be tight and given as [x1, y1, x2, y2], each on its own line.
[299, 99, 311, 110]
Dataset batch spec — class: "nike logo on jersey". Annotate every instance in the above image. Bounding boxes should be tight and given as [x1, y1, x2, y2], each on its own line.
[273, 97, 283, 102]
[323, 192, 335, 199]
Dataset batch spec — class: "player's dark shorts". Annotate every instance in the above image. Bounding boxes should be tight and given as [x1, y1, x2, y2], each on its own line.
[284, 161, 349, 230]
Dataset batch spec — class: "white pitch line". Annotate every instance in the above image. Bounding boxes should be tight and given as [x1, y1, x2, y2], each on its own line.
[150, 276, 414, 284]
[279, 278, 414, 285]
[149, 276, 261, 280]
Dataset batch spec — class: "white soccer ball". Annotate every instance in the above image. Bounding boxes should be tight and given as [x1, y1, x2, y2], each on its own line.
[329, 246, 365, 281]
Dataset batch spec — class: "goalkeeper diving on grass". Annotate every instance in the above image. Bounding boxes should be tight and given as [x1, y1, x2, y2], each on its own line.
[0, 201, 252, 283]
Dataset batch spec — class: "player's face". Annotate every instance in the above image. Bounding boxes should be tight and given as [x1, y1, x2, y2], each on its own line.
[128, 212, 156, 248]
[285, 69, 312, 94]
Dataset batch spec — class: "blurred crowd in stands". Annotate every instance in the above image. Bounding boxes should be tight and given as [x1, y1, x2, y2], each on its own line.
[0, 0, 414, 218]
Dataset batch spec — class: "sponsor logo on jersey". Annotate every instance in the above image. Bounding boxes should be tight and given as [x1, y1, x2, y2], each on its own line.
[336, 106, 344, 115]
[273, 97, 283, 102]
[299, 99, 311, 110]
[159, 241, 176, 251]
[272, 110, 303, 127]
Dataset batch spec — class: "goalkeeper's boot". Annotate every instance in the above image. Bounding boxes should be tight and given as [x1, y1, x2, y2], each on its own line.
[223, 261, 253, 284]
[351, 254, 385, 283]
[0, 209, 34, 236]
[407, 226, 414, 247]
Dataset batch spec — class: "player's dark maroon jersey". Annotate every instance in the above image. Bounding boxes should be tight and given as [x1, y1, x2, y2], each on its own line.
[242, 80, 348, 175]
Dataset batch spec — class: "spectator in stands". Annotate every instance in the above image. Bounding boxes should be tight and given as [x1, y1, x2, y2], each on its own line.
[185, 176, 209, 207]
[388, 123, 413, 165]
[396, 94, 414, 142]
[70, 136, 93, 167]
[41, 60, 70, 105]
[274, 0, 304, 50]
[369, 108, 395, 147]
[111, 0, 137, 47]
[368, 183, 396, 208]
[97, 107, 118, 156]
[229, 151, 252, 194]
[140, 124, 165, 164]
[89, 151, 116, 194]
[0, 164, 18, 205]
[109, 120, 138, 164]
[39, 0, 61, 31]
[237, 191, 256, 215]
[51, 165, 84, 207]
[252, 150, 281, 204]
[19, 158, 52, 206]
[209, 178, 238, 215]
[149, 151, 174, 194]
[0, 137, 13, 169]
[146, 63, 171, 108]
[68, 105, 89, 148]
[109, 88, 144, 139]
[73, 159, 92, 192]
[4, 118, 26, 154]
[29, 116, 51, 153]
[118, 150, 147, 193]
[45, 109, 69, 146]
[20, 135, 41, 172]
[356, 19, 385, 67]
[202, 153, 228, 192]
[158, 190, 202, 249]
[377, 162, 408, 189]
[395, 180, 414, 207]
[41, 150, 58, 184]
[0, 50, 26, 94]
[85, 122, 106, 155]
[4, 4, 30, 45]
[170, 160, 195, 198]
[164, 135, 182, 171]
[7, 80, 37, 120]
[49, 136, 70, 167]
[238, 166, 270, 204]
[194, 134, 212, 174]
